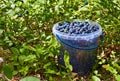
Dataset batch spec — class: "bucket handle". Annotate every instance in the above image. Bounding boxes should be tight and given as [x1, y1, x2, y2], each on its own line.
[56, 32, 104, 50]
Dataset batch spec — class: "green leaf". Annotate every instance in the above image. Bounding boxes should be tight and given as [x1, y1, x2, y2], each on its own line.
[79, 7, 90, 11]
[102, 65, 117, 74]
[11, 47, 20, 55]
[64, 50, 73, 71]
[43, 62, 51, 69]
[24, 55, 36, 62]
[19, 66, 29, 76]
[19, 55, 26, 65]
[36, 47, 44, 54]
[23, 45, 36, 51]
[38, 0, 46, 4]
[67, 64, 73, 72]
[93, 70, 98, 75]
[45, 69, 57, 74]
[13, 71, 19, 75]
[20, 48, 25, 53]
[92, 76, 101, 81]
[6, 9, 15, 16]
[112, 63, 120, 72]
[0, 29, 4, 34]
[20, 76, 40, 81]
[58, 0, 64, 5]
[3, 64, 13, 79]
[115, 75, 120, 81]
[64, 51, 69, 65]
[23, 0, 27, 3]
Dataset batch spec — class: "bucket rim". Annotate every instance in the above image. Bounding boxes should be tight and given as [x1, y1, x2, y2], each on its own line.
[52, 20, 102, 38]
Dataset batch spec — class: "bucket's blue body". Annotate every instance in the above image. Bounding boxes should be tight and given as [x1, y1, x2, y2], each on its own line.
[59, 43, 97, 75]
[52, 21, 103, 76]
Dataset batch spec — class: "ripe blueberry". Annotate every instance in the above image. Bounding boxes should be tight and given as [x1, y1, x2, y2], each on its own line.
[84, 1, 88, 5]
[56, 21, 99, 35]
[18, 14, 22, 17]
[58, 22, 63, 26]
[25, 10, 29, 15]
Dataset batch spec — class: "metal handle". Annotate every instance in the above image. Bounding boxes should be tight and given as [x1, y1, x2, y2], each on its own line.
[56, 32, 104, 50]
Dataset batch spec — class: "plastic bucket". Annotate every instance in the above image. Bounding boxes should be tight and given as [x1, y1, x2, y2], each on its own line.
[52, 20, 104, 76]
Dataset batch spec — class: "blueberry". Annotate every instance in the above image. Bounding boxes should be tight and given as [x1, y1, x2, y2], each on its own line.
[59, 28, 64, 32]
[88, 25, 91, 29]
[63, 22, 70, 27]
[78, 21, 82, 24]
[83, 27, 86, 31]
[91, 26, 98, 32]
[73, 21, 79, 26]
[84, 1, 88, 5]
[69, 28, 72, 32]
[58, 22, 63, 26]
[79, 31, 82, 34]
[65, 26, 69, 31]
[75, 30, 79, 34]
[94, 25, 99, 30]
[56, 27, 60, 30]
[79, 28, 83, 33]
[62, 23, 69, 28]
[59, 25, 66, 29]
[85, 30, 91, 33]
[70, 22, 74, 27]
[73, 28, 76, 32]
[84, 21, 89, 26]
[69, 28, 75, 33]
[82, 32, 85, 34]
[79, 23, 84, 27]
[76, 27, 80, 31]
[56, 21, 99, 35]
[25, 10, 29, 14]
[18, 14, 22, 17]
[83, 25, 88, 29]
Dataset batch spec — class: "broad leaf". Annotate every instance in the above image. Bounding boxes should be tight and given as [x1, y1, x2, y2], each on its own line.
[102, 65, 117, 74]
[64, 50, 73, 71]
[20, 76, 40, 81]
[11, 47, 19, 55]
[23, 45, 36, 51]
[3, 64, 13, 79]
[115, 75, 120, 81]
[92, 76, 101, 81]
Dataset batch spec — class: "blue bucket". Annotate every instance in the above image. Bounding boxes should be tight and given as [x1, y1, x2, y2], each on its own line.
[52, 20, 104, 76]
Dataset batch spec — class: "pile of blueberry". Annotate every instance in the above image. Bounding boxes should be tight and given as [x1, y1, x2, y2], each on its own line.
[56, 21, 99, 35]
